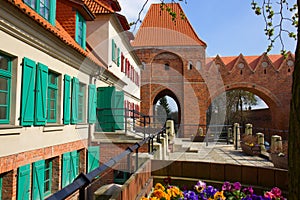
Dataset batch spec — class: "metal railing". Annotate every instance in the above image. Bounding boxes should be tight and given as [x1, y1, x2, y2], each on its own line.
[252, 127, 288, 144]
[46, 127, 166, 200]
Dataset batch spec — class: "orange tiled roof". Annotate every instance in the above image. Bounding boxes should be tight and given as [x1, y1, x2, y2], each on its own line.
[132, 3, 206, 47]
[7, 0, 104, 67]
[84, 0, 114, 14]
[208, 53, 290, 71]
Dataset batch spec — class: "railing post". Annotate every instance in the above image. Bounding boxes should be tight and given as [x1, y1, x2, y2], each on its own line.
[143, 116, 146, 139]
[127, 153, 131, 174]
[135, 148, 138, 172]
[151, 137, 154, 152]
[79, 187, 86, 199]
[133, 109, 136, 131]
[148, 139, 151, 153]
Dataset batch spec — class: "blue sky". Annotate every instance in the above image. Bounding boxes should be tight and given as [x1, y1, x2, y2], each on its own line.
[118, 0, 296, 57]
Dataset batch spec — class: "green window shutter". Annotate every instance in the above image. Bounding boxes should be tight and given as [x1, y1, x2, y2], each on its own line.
[117, 48, 120, 67]
[97, 87, 115, 132]
[114, 91, 124, 130]
[71, 77, 79, 124]
[70, 151, 79, 182]
[112, 39, 115, 62]
[32, 160, 45, 200]
[62, 152, 71, 187]
[82, 21, 86, 50]
[17, 164, 31, 200]
[88, 84, 97, 124]
[49, 0, 56, 25]
[63, 75, 71, 124]
[87, 146, 100, 172]
[21, 57, 36, 126]
[34, 63, 48, 125]
[0, 174, 2, 200]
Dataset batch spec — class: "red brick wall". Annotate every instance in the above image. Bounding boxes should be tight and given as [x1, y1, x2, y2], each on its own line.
[135, 47, 293, 137]
[0, 140, 87, 199]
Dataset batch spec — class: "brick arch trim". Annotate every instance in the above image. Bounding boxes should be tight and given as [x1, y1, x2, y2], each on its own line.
[150, 50, 185, 65]
[209, 82, 282, 109]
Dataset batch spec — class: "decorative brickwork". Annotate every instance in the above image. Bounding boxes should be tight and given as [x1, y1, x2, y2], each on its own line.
[134, 4, 293, 137]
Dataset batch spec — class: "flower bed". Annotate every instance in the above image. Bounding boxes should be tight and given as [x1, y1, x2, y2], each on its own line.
[141, 178, 286, 200]
[240, 142, 261, 156]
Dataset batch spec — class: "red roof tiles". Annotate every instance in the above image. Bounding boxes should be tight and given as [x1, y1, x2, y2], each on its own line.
[207, 53, 292, 72]
[132, 3, 206, 47]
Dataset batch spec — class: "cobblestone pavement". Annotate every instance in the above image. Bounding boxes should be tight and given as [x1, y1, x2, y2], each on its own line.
[168, 138, 274, 168]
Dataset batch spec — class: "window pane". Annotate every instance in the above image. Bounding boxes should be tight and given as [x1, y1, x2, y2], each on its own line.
[0, 107, 7, 120]
[49, 110, 54, 119]
[24, 0, 36, 9]
[0, 77, 7, 91]
[50, 100, 55, 109]
[0, 93, 7, 105]
[49, 89, 55, 99]
[47, 72, 58, 122]
[0, 56, 9, 71]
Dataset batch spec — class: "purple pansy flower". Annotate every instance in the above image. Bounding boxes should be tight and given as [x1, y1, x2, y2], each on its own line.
[222, 181, 232, 191]
[233, 182, 242, 190]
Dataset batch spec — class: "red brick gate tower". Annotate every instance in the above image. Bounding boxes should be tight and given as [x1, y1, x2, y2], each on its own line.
[132, 3, 293, 137]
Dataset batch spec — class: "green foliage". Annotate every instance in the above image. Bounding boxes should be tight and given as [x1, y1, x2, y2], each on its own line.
[251, 0, 297, 54]
[159, 96, 171, 115]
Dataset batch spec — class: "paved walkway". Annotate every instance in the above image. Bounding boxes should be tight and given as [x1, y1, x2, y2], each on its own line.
[168, 138, 273, 168]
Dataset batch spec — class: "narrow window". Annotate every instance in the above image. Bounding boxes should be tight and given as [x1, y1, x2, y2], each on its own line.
[44, 159, 52, 197]
[0, 54, 11, 124]
[75, 12, 86, 49]
[188, 61, 193, 70]
[78, 83, 85, 123]
[164, 63, 170, 70]
[47, 72, 58, 123]
[240, 70, 243, 75]
[264, 69, 267, 74]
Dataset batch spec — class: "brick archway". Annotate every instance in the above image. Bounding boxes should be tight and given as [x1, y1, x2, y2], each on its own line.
[208, 83, 284, 129]
[153, 88, 182, 125]
[133, 3, 293, 137]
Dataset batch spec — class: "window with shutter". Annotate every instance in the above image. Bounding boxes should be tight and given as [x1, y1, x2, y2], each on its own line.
[17, 164, 31, 200]
[62, 152, 71, 187]
[0, 53, 11, 124]
[71, 77, 79, 124]
[78, 82, 85, 123]
[44, 159, 52, 197]
[21, 57, 36, 126]
[75, 11, 86, 49]
[35, 63, 48, 125]
[117, 48, 120, 67]
[32, 160, 45, 200]
[23, 0, 56, 25]
[63, 75, 71, 124]
[70, 151, 79, 181]
[112, 39, 116, 62]
[88, 84, 97, 124]
[87, 146, 100, 172]
[121, 53, 124, 72]
[47, 72, 58, 123]
[62, 151, 79, 188]
[114, 91, 124, 130]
